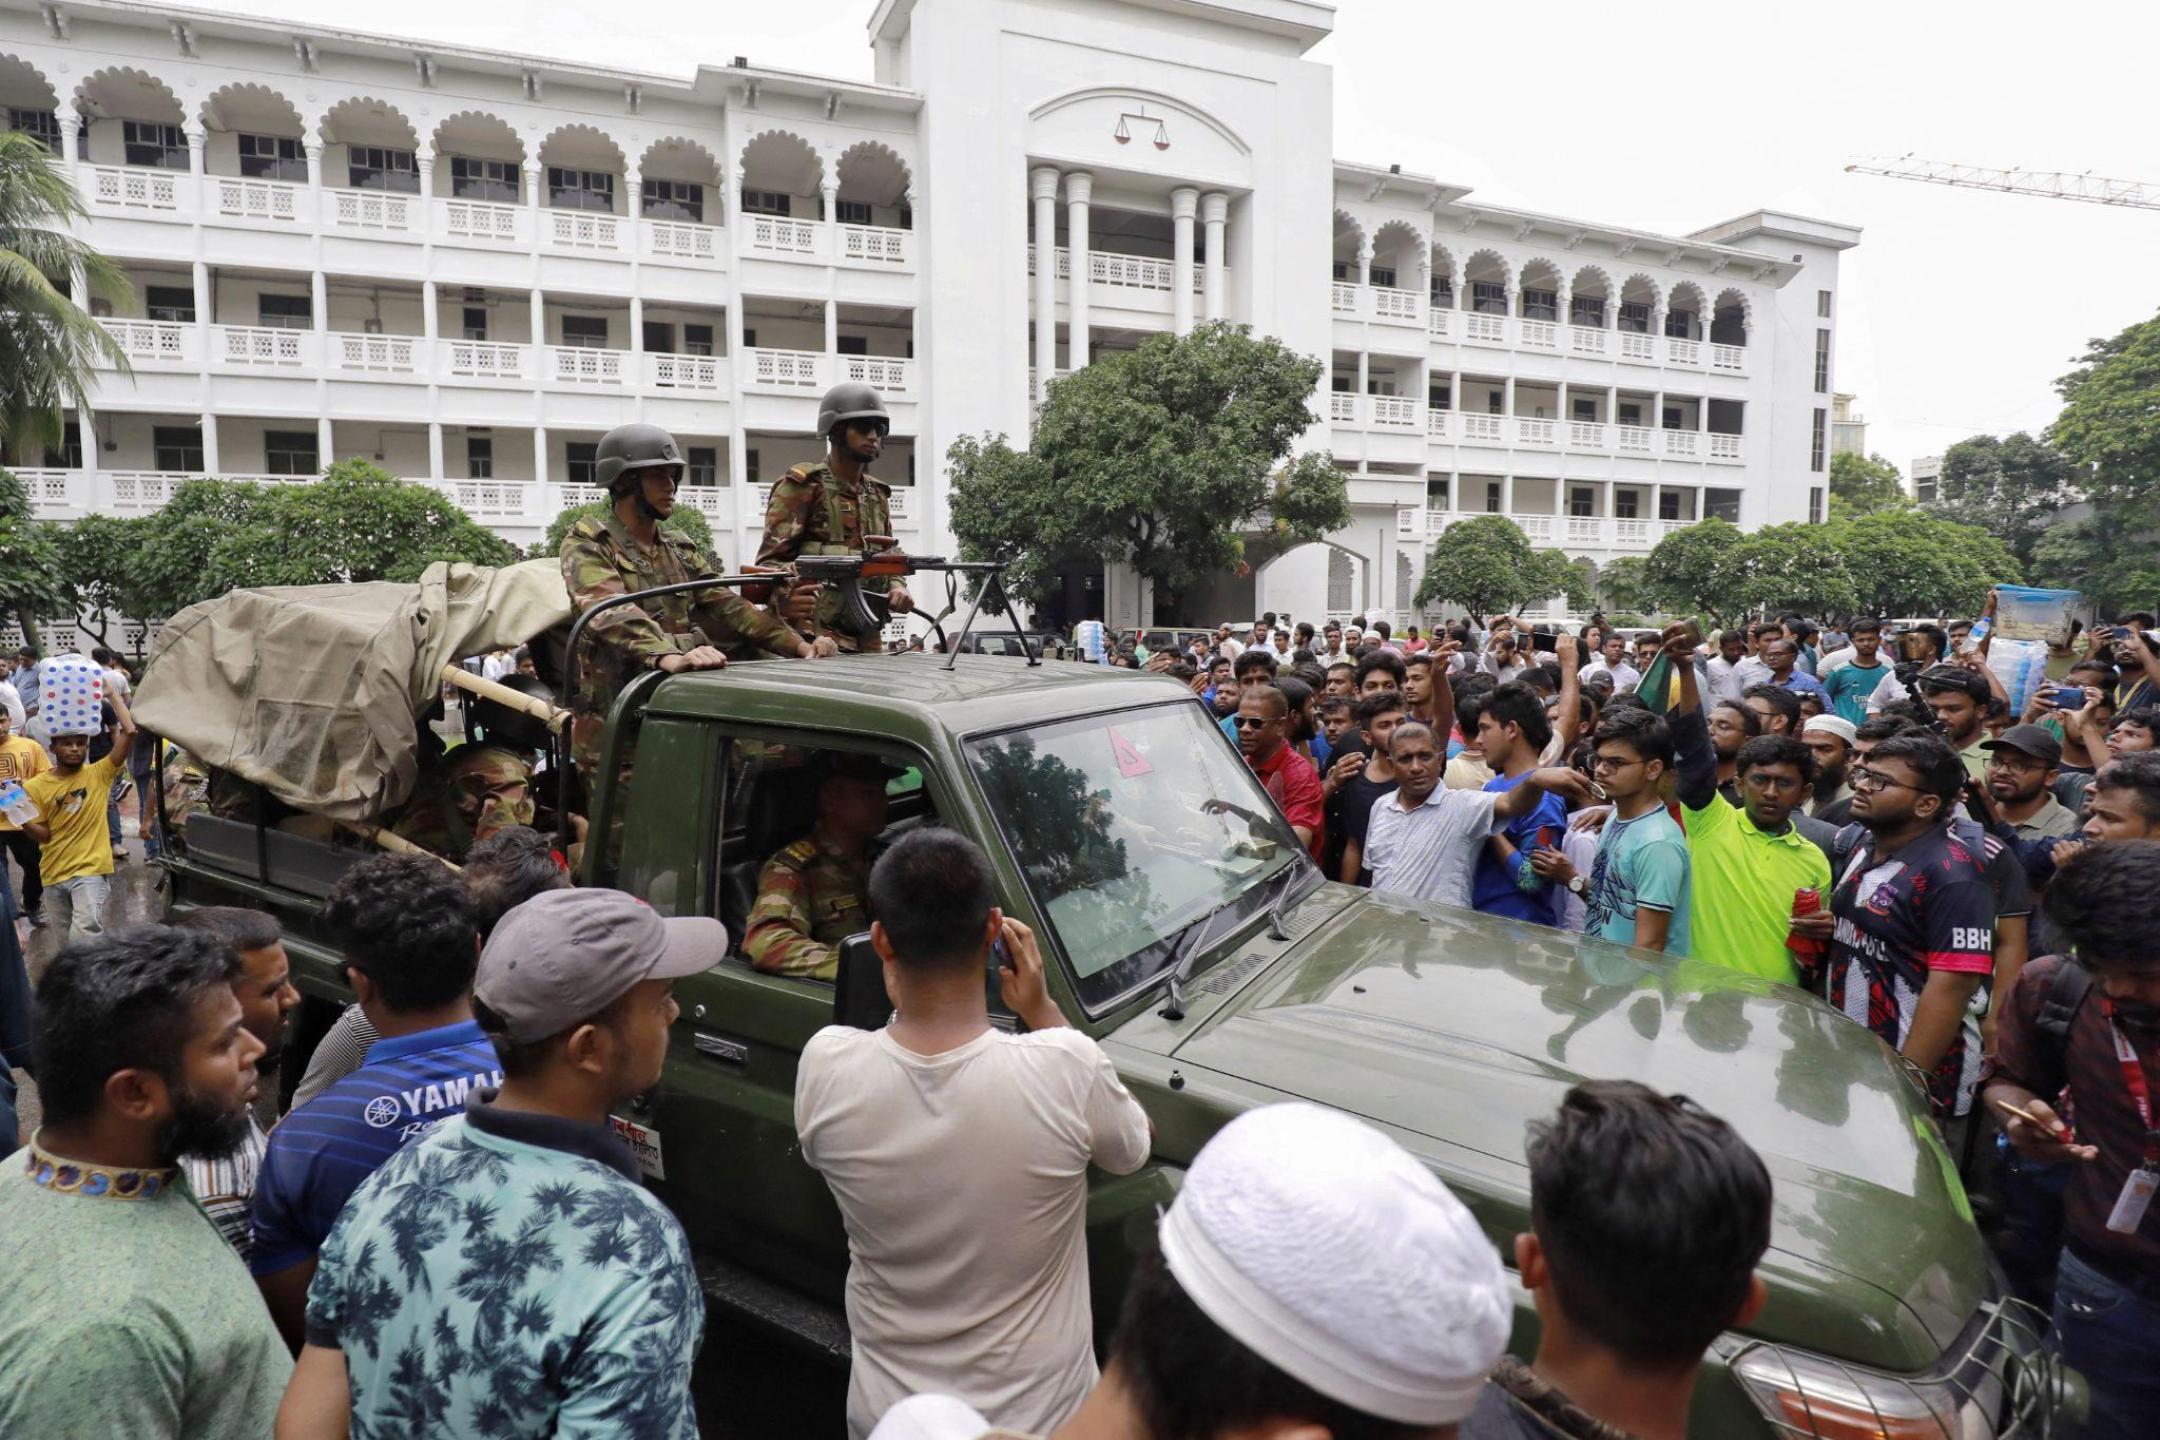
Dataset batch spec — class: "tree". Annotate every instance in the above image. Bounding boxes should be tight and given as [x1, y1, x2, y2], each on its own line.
[1413, 515, 1585, 620]
[0, 131, 128, 454]
[534, 500, 714, 560]
[1927, 432, 2075, 567]
[2029, 518, 2160, 617]
[0, 467, 67, 647]
[1727, 522, 1857, 617]
[54, 512, 152, 652]
[1596, 555, 1651, 615]
[1828, 509, 2020, 618]
[946, 321, 1350, 616]
[129, 477, 274, 619]
[1641, 518, 1749, 626]
[2050, 310, 2160, 517]
[1828, 451, 1908, 517]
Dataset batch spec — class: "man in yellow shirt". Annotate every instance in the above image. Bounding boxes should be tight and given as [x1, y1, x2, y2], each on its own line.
[23, 691, 134, 939]
[0, 708, 49, 927]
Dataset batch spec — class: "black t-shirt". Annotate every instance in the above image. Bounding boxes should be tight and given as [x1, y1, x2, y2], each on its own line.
[1335, 767, 1398, 883]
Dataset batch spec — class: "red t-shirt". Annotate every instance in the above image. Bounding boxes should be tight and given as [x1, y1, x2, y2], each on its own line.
[1252, 744, 1325, 860]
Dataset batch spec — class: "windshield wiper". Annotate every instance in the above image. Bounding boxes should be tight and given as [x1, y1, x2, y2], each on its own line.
[1159, 862, 1308, 1021]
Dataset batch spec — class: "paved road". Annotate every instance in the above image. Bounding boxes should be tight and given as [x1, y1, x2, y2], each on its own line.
[7, 814, 851, 1437]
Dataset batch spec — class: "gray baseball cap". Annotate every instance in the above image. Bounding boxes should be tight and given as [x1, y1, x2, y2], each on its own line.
[476, 888, 725, 1043]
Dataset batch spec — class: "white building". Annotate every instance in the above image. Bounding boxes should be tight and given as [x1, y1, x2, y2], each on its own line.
[0, 0, 1858, 631]
[1830, 392, 1866, 458]
[1910, 454, 1942, 503]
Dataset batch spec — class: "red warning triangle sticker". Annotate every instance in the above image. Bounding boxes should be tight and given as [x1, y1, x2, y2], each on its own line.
[1108, 726, 1154, 778]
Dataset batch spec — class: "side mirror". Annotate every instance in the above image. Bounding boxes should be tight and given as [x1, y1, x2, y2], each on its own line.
[833, 931, 893, 1031]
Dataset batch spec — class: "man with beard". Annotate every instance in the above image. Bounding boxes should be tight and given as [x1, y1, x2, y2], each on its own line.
[1983, 725, 2080, 842]
[249, 853, 500, 1348]
[1985, 840, 2160, 1438]
[1707, 699, 1762, 807]
[1803, 715, 1857, 824]
[1330, 691, 1407, 886]
[1918, 664, 1996, 782]
[171, 908, 301, 1260]
[0, 926, 289, 1434]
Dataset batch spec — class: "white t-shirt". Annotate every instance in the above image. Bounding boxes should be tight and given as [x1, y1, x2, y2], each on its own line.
[1361, 785, 1505, 907]
[1865, 666, 1915, 714]
[868, 1395, 1026, 1440]
[1582, 658, 1642, 691]
[0, 680, 22, 736]
[796, 1024, 1153, 1440]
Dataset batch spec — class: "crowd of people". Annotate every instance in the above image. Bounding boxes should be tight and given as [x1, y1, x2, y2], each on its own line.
[1, 602, 2156, 1439]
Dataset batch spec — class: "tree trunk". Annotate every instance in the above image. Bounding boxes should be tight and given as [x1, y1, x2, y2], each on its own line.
[14, 606, 39, 653]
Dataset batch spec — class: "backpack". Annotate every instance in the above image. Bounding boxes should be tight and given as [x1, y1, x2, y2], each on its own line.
[2030, 956, 2093, 1048]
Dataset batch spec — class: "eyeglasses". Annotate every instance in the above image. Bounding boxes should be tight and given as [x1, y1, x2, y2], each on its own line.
[1234, 715, 1270, 729]
[1847, 765, 1920, 794]
[1591, 755, 1646, 773]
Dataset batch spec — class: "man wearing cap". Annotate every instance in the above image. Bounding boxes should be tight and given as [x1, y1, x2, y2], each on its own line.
[870, 1102, 1511, 1440]
[744, 754, 894, 981]
[279, 887, 717, 1440]
[1983, 724, 2080, 841]
[1917, 662, 1997, 782]
[798, 829, 1152, 1439]
[1464, 1082, 1772, 1440]
[1801, 714, 1857, 824]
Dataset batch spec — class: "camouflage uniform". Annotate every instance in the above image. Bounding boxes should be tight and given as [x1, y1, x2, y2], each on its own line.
[390, 744, 535, 862]
[755, 461, 895, 653]
[561, 509, 801, 776]
[742, 826, 873, 980]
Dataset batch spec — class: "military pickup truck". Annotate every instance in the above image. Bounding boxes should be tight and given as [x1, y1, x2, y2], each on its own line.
[161, 648, 2065, 1438]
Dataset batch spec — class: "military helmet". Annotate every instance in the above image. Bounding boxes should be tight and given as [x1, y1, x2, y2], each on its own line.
[595, 422, 683, 494]
[817, 381, 889, 440]
[467, 673, 558, 753]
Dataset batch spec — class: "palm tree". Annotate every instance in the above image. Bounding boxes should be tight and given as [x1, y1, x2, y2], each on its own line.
[0, 129, 128, 454]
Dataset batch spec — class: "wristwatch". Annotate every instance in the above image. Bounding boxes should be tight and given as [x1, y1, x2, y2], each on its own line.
[1566, 875, 1588, 897]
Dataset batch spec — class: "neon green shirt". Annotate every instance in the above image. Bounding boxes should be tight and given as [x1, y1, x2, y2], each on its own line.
[1679, 795, 1832, 985]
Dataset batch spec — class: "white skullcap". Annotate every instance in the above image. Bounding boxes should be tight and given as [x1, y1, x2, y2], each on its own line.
[1803, 714, 1858, 745]
[1158, 1103, 1510, 1426]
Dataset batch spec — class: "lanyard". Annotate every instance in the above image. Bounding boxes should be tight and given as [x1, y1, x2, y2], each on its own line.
[2100, 996, 2160, 1168]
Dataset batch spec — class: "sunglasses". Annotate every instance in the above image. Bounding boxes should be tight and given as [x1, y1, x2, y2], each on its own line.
[1234, 715, 1270, 729]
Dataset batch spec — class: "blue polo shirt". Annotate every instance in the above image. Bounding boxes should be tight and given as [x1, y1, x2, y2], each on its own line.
[1472, 769, 1566, 925]
[249, 1018, 502, 1277]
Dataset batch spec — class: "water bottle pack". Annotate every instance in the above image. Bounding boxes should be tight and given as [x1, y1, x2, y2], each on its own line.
[0, 778, 36, 827]
[39, 652, 106, 739]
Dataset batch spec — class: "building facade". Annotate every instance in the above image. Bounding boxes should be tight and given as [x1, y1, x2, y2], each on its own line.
[0, 0, 1858, 631]
[1830, 391, 1867, 458]
[1910, 454, 1942, 504]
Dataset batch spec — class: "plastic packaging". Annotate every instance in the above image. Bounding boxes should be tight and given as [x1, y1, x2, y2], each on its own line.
[0, 779, 35, 827]
[1986, 587, 2082, 718]
[38, 653, 105, 740]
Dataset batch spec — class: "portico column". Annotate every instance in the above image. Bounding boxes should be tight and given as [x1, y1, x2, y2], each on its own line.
[190, 259, 211, 332]
[200, 412, 220, 474]
[415, 148, 433, 236]
[1558, 380, 1569, 428]
[823, 298, 838, 365]
[316, 413, 334, 470]
[1030, 166, 1059, 402]
[1501, 473, 1515, 517]
[1652, 307, 1667, 346]
[71, 100, 90, 163]
[1653, 389, 1666, 434]
[304, 141, 323, 192]
[1355, 350, 1369, 404]
[534, 425, 550, 487]
[1450, 370, 1463, 410]
[1607, 385, 1619, 427]
[525, 161, 545, 247]
[427, 421, 445, 482]
[819, 177, 839, 259]
[1356, 241, 1371, 288]
[78, 410, 97, 481]
[529, 287, 546, 354]
[185, 122, 207, 213]
[1170, 186, 1199, 335]
[1503, 375, 1516, 436]
[422, 280, 439, 344]
[1200, 190, 1228, 323]
[1066, 172, 1093, 367]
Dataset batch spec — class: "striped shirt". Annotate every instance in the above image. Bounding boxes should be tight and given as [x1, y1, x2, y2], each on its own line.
[1362, 785, 1504, 909]
[248, 1019, 501, 1277]
[181, 1112, 268, 1261]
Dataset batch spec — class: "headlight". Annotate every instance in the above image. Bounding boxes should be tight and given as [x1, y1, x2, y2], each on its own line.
[1733, 1346, 1963, 1439]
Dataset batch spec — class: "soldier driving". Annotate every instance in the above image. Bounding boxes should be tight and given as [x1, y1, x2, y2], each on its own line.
[756, 381, 916, 652]
[562, 421, 831, 779]
[742, 755, 894, 980]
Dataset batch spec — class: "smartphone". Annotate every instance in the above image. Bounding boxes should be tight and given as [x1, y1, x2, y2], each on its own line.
[1529, 629, 1557, 652]
[2054, 685, 2087, 711]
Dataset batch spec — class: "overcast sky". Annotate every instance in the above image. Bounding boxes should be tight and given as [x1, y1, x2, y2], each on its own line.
[194, 0, 2159, 475]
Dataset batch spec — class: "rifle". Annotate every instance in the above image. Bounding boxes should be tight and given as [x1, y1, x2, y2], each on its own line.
[792, 552, 942, 640]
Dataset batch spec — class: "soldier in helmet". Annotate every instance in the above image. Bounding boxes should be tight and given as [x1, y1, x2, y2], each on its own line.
[390, 745, 535, 863]
[742, 754, 895, 980]
[562, 421, 830, 779]
[756, 381, 915, 652]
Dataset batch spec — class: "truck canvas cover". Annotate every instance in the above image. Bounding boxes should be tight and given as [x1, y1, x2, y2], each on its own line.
[133, 559, 571, 820]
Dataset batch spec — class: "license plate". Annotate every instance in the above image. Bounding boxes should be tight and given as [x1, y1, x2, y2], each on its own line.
[609, 1114, 666, 1181]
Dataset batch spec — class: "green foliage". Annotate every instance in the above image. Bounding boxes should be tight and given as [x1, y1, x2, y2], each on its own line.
[1927, 432, 2075, 567]
[0, 467, 67, 644]
[54, 512, 152, 649]
[533, 500, 714, 560]
[129, 465, 516, 616]
[1596, 555, 1651, 614]
[1828, 451, 1908, 518]
[2029, 518, 2160, 617]
[0, 132, 128, 452]
[2050, 311, 2160, 515]
[1642, 518, 1749, 626]
[1413, 515, 1584, 620]
[1828, 509, 2020, 618]
[946, 321, 1350, 612]
[1728, 522, 1859, 618]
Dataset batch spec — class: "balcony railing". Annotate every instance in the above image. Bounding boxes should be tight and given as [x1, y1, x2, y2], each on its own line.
[1024, 244, 1073, 279]
[649, 352, 721, 391]
[1520, 319, 1558, 350]
[1462, 413, 1504, 443]
[1328, 392, 1359, 423]
[1619, 332, 1656, 361]
[1091, 251, 1177, 292]
[1664, 429, 1699, 457]
[1565, 516, 1605, 544]
[440, 199, 523, 242]
[1427, 308, 1451, 337]
[332, 331, 420, 374]
[1516, 418, 1556, 445]
[443, 339, 527, 381]
[1518, 515, 1554, 541]
[328, 187, 416, 233]
[746, 347, 825, 389]
[842, 354, 912, 393]
[214, 176, 304, 223]
[1371, 395, 1418, 428]
[1372, 288, 1422, 323]
[1616, 424, 1655, 453]
[87, 163, 180, 210]
[1708, 432, 1744, 461]
[1568, 420, 1605, 448]
[214, 325, 310, 368]
[1466, 313, 1507, 344]
[748, 215, 819, 255]
[1331, 282, 1358, 314]
[1667, 337, 1701, 364]
[1426, 407, 1451, 438]
[841, 224, 911, 265]
[547, 209, 623, 251]
[643, 219, 720, 263]
[1569, 325, 1606, 355]
[548, 345, 627, 385]
[1711, 343, 1747, 372]
[99, 318, 193, 362]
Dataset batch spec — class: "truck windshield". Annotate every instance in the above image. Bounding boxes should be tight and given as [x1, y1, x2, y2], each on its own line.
[966, 702, 1304, 1010]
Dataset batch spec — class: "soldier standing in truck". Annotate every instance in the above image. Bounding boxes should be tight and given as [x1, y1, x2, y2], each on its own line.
[756, 382, 916, 653]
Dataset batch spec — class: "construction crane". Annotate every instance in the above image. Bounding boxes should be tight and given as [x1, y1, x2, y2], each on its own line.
[1845, 156, 2160, 211]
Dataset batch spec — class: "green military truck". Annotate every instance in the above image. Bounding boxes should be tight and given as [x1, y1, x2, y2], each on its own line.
[161, 647, 2067, 1438]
